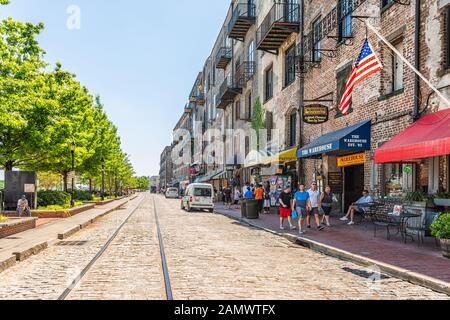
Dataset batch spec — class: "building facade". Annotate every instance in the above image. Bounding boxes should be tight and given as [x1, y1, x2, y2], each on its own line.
[162, 0, 450, 209]
[159, 146, 173, 189]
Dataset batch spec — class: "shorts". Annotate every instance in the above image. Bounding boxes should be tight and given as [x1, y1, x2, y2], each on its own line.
[322, 206, 332, 216]
[280, 207, 291, 218]
[309, 207, 321, 216]
[295, 207, 307, 219]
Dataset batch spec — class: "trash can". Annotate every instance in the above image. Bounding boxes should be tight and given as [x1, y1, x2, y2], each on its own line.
[241, 199, 247, 218]
[246, 199, 259, 219]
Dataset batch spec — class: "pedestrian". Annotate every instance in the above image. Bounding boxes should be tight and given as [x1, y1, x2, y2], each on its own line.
[244, 187, 254, 200]
[279, 186, 296, 230]
[292, 183, 311, 235]
[17, 195, 31, 218]
[320, 186, 334, 227]
[263, 183, 271, 214]
[254, 184, 264, 214]
[233, 188, 241, 210]
[223, 186, 232, 210]
[242, 182, 250, 197]
[307, 182, 325, 231]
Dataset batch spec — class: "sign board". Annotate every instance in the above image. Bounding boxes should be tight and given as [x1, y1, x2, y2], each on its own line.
[337, 153, 366, 167]
[24, 184, 36, 193]
[328, 172, 343, 194]
[303, 105, 329, 124]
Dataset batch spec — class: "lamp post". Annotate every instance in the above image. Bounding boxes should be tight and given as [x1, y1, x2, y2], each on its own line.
[101, 157, 105, 201]
[69, 141, 76, 207]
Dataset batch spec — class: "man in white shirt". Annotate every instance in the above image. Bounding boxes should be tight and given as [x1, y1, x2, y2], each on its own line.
[340, 190, 374, 225]
[307, 182, 325, 231]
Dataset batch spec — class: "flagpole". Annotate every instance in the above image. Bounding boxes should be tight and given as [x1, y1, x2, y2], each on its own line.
[365, 21, 450, 108]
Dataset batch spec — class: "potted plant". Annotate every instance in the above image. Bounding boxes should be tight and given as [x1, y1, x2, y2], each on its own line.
[434, 193, 450, 208]
[431, 213, 450, 259]
[403, 191, 434, 208]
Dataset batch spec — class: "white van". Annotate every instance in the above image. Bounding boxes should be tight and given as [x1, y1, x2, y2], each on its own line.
[181, 183, 214, 212]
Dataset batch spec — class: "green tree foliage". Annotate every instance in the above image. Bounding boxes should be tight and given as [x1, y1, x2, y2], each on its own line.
[0, 4, 141, 193]
[251, 97, 266, 151]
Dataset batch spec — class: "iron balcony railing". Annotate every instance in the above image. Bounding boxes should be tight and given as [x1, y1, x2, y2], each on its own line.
[235, 61, 255, 87]
[216, 75, 242, 108]
[228, 2, 256, 39]
[256, 2, 300, 48]
[215, 46, 232, 69]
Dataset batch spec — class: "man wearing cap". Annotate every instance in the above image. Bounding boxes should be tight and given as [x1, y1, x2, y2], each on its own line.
[307, 182, 325, 231]
[17, 195, 31, 218]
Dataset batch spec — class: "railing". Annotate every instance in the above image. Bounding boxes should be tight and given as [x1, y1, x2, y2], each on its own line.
[235, 61, 255, 87]
[228, 2, 256, 34]
[256, 2, 300, 47]
[215, 47, 232, 65]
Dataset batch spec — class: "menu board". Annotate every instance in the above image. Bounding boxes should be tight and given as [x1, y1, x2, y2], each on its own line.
[328, 172, 343, 194]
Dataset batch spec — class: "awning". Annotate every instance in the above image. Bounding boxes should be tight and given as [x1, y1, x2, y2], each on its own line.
[211, 171, 226, 180]
[375, 108, 450, 164]
[298, 120, 372, 158]
[194, 169, 224, 183]
[263, 147, 298, 165]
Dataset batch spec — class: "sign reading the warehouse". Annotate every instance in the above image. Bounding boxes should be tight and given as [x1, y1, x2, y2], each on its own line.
[303, 105, 329, 124]
[337, 153, 366, 167]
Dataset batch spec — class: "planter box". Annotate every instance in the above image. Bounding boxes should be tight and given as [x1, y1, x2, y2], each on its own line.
[440, 239, 450, 259]
[0, 218, 37, 239]
[434, 198, 450, 207]
[1, 203, 96, 219]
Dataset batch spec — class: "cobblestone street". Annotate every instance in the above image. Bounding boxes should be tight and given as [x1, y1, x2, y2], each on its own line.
[0, 194, 448, 300]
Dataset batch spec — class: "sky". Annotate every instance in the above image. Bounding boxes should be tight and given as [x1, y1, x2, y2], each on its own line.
[0, 0, 230, 177]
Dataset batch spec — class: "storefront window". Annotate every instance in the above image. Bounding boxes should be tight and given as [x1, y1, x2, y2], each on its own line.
[384, 164, 403, 197]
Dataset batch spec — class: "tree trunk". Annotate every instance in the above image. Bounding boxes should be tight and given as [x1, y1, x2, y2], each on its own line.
[89, 179, 92, 192]
[4, 160, 14, 172]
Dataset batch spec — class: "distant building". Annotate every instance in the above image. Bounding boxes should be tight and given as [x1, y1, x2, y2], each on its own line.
[159, 146, 173, 189]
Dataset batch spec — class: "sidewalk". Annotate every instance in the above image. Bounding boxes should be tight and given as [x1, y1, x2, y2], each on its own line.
[214, 203, 450, 294]
[0, 195, 140, 273]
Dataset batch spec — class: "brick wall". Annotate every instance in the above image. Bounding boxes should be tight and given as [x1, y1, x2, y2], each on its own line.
[0, 219, 37, 239]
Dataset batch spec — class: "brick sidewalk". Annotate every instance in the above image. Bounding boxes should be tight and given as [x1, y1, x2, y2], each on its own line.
[0, 195, 140, 272]
[214, 203, 450, 285]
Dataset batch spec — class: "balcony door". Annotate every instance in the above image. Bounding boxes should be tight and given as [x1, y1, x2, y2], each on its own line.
[247, 0, 255, 17]
[284, 0, 298, 23]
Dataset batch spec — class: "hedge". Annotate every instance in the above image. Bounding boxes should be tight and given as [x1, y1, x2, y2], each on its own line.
[37, 191, 71, 208]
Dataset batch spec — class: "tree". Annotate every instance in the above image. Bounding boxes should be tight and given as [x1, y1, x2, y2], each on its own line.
[251, 96, 266, 151]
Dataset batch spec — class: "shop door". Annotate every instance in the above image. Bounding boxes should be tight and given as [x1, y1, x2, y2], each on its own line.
[344, 165, 365, 210]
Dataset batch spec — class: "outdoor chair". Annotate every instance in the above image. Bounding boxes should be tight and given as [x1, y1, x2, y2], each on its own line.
[373, 212, 401, 240]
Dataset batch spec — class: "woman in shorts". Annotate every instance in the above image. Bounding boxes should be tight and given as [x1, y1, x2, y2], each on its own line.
[320, 185, 333, 227]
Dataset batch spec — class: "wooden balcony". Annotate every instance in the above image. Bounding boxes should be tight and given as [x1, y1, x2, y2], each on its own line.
[215, 47, 232, 70]
[228, 3, 256, 41]
[216, 76, 242, 109]
[256, 2, 300, 54]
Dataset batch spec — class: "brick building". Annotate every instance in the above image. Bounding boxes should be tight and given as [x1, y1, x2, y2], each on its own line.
[159, 146, 173, 189]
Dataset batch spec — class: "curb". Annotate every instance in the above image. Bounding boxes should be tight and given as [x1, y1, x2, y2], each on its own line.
[216, 210, 450, 296]
[0, 256, 16, 273]
[58, 226, 81, 240]
[13, 241, 48, 262]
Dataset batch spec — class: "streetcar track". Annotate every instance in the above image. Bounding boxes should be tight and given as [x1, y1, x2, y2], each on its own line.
[57, 196, 146, 300]
[153, 196, 173, 300]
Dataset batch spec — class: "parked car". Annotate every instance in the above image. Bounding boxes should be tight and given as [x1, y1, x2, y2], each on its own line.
[181, 183, 214, 213]
[165, 188, 179, 199]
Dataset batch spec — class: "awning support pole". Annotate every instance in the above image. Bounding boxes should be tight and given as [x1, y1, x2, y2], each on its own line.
[365, 21, 450, 108]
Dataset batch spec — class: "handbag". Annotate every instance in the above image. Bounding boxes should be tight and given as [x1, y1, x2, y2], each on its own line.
[291, 209, 299, 219]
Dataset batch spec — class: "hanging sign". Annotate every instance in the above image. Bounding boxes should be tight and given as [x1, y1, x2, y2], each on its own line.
[303, 104, 329, 124]
[337, 153, 366, 167]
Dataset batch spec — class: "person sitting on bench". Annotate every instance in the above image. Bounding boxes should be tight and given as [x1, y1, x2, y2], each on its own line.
[17, 195, 32, 218]
[340, 190, 373, 225]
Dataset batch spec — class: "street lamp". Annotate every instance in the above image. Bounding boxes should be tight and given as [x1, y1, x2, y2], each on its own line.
[101, 157, 105, 201]
[69, 141, 76, 207]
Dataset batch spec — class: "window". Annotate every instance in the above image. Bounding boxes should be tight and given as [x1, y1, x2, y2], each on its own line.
[338, 0, 353, 41]
[285, 44, 296, 87]
[245, 92, 252, 120]
[392, 41, 404, 92]
[336, 63, 353, 116]
[288, 111, 297, 147]
[248, 40, 255, 63]
[312, 18, 322, 62]
[265, 66, 273, 101]
[235, 100, 241, 121]
[384, 164, 404, 198]
[381, 0, 394, 9]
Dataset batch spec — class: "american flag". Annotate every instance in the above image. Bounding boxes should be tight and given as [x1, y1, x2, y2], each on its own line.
[338, 38, 383, 115]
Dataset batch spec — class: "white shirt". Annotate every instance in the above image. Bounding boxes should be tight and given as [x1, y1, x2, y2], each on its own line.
[307, 189, 320, 208]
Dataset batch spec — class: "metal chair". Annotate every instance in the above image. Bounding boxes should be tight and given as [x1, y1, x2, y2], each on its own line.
[373, 212, 401, 240]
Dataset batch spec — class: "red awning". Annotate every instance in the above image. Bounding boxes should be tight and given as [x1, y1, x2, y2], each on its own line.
[375, 108, 450, 164]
